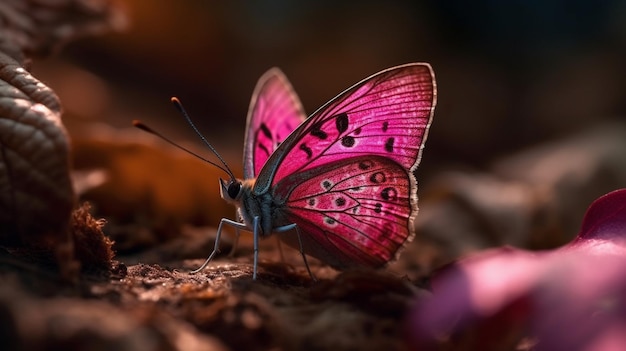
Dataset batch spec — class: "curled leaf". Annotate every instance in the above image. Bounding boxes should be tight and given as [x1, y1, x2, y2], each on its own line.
[0, 51, 74, 246]
[0, 1, 124, 278]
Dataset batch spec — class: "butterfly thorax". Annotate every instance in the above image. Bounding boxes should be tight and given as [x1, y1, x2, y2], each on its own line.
[220, 178, 288, 237]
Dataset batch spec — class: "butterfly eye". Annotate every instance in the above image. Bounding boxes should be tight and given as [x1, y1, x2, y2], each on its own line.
[227, 182, 242, 199]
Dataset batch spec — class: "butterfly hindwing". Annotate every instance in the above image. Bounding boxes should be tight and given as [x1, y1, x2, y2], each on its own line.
[274, 156, 413, 268]
[243, 68, 306, 179]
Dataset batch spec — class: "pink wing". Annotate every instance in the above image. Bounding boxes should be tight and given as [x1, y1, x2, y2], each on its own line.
[260, 63, 436, 268]
[277, 156, 415, 268]
[243, 68, 306, 179]
[254, 63, 435, 192]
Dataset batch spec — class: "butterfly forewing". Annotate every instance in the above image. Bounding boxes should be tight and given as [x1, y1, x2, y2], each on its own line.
[243, 68, 306, 179]
[254, 63, 435, 193]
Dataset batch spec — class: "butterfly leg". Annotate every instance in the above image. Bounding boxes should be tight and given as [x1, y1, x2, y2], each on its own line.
[190, 218, 249, 274]
[274, 223, 316, 281]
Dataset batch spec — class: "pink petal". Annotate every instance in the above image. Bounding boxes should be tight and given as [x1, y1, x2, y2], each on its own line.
[574, 188, 626, 242]
[407, 189, 626, 350]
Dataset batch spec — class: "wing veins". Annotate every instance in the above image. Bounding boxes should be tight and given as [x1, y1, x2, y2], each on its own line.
[320, 69, 426, 116]
[320, 81, 432, 118]
[289, 212, 390, 260]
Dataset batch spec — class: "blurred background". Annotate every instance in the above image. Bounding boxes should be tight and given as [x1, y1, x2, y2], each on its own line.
[34, 0, 626, 166]
[29, 0, 626, 267]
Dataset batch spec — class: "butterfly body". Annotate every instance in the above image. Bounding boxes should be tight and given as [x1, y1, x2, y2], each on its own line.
[202, 63, 436, 278]
[220, 177, 290, 237]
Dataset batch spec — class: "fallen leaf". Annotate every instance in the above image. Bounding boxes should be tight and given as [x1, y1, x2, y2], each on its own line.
[0, 51, 74, 247]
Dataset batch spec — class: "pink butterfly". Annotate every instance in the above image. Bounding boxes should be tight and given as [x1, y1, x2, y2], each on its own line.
[191, 63, 436, 279]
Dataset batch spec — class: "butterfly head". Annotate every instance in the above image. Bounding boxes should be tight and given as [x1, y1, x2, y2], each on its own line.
[219, 178, 244, 204]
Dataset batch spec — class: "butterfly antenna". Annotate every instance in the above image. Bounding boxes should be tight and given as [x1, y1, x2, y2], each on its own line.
[170, 97, 237, 181]
[133, 120, 233, 178]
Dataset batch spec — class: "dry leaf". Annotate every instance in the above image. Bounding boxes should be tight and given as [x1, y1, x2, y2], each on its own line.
[0, 51, 74, 248]
[0, 0, 126, 279]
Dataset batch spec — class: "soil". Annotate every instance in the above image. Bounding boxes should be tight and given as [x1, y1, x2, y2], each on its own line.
[0, 227, 427, 351]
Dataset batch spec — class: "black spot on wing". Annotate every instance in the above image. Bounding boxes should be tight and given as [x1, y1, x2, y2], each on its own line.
[310, 124, 328, 139]
[381, 187, 398, 201]
[359, 161, 373, 170]
[322, 180, 332, 190]
[335, 113, 349, 133]
[382, 121, 389, 132]
[341, 135, 355, 147]
[370, 172, 386, 184]
[385, 137, 395, 153]
[335, 197, 346, 207]
[299, 143, 313, 158]
[260, 123, 272, 139]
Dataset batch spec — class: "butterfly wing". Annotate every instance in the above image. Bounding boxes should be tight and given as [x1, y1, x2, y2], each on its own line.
[243, 68, 306, 179]
[276, 155, 417, 268]
[255, 63, 435, 192]
[257, 63, 436, 268]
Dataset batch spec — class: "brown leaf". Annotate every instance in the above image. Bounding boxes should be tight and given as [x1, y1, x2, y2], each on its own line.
[0, 51, 74, 246]
[0, 0, 126, 62]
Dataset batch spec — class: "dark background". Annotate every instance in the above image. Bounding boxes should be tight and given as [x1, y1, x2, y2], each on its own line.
[33, 0, 626, 188]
